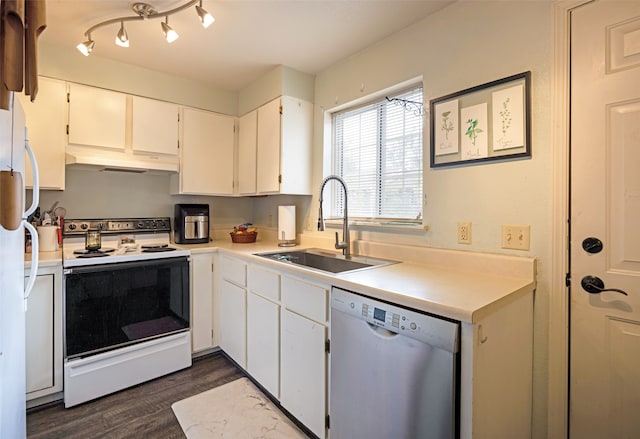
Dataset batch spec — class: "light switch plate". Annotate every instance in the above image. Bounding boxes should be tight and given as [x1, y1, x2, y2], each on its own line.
[501, 224, 530, 250]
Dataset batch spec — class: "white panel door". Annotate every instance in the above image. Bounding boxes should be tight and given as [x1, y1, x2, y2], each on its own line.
[25, 275, 54, 394]
[256, 98, 281, 193]
[280, 309, 326, 439]
[131, 96, 179, 156]
[18, 77, 67, 190]
[246, 292, 280, 398]
[237, 110, 257, 194]
[191, 253, 214, 353]
[570, 2, 640, 437]
[181, 108, 234, 195]
[68, 83, 126, 150]
[218, 280, 246, 368]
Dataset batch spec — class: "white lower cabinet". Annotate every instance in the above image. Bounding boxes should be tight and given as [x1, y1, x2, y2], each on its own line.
[191, 252, 215, 353]
[279, 275, 329, 439]
[216, 255, 329, 438]
[246, 264, 281, 398]
[247, 292, 280, 397]
[25, 264, 63, 406]
[280, 308, 327, 439]
[217, 256, 247, 368]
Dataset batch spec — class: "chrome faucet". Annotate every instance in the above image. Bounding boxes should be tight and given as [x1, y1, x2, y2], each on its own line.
[318, 175, 350, 257]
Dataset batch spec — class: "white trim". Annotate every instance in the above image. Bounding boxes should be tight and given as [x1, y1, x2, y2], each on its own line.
[549, 1, 592, 438]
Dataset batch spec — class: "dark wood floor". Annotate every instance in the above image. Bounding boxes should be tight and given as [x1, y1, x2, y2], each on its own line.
[27, 352, 244, 439]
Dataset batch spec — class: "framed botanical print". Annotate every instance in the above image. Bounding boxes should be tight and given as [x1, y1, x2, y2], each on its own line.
[430, 71, 531, 168]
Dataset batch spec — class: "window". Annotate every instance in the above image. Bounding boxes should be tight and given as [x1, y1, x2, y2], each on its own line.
[330, 86, 423, 222]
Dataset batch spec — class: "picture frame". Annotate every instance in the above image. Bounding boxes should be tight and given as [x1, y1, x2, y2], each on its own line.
[429, 71, 531, 168]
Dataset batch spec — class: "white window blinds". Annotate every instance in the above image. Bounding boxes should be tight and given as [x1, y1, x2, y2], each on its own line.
[331, 87, 423, 220]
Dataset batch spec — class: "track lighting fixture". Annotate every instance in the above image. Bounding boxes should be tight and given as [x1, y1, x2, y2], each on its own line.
[76, 1, 214, 56]
[115, 21, 129, 47]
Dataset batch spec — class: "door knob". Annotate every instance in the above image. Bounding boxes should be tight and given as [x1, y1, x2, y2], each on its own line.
[581, 275, 628, 296]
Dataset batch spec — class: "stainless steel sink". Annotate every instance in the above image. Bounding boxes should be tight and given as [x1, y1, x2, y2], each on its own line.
[254, 248, 397, 274]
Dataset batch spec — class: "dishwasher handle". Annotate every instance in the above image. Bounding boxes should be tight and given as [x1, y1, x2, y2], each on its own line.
[367, 322, 399, 338]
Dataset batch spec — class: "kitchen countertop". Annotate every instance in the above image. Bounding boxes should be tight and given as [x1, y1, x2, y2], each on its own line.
[180, 238, 536, 324]
[25, 250, 62, 269]
[25, 238, 536, 324]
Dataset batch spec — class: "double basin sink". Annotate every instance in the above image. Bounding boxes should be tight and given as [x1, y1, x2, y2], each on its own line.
[255, 248, 397, 274]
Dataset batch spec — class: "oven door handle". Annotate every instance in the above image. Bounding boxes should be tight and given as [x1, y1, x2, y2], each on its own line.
[64, 256, 189, 274]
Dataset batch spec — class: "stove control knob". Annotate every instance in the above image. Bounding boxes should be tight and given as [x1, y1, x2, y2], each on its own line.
[68, 223, 76, 230]
[80, 223, 88, 230]
[137, 222, 145, 229]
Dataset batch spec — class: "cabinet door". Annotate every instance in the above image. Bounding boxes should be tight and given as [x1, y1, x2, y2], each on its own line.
[280, 309, 327, 439]
[191, 253, 214, 353]
[25, 274, 54, 395]
[68, 83, 126, 150]
[131, 96, 179, 156]
[247, 292, 280, 398]
[18, 77, 67, 190]
[237, 110, 257, 194]
[279, 96, 313, 195]
[180, 107, 235, 195]
[218, 280, 246, 368]
[256, 98, 281, 193]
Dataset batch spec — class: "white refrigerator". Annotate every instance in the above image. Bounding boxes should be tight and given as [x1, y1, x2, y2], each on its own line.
[0, 94, 40, 438]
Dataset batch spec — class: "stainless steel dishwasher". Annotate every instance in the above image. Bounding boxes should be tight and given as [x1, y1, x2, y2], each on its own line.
[330, 287, 460, 439]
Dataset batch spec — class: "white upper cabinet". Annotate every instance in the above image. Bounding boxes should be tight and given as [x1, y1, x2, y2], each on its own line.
[18, 77, 67, 190]
[237, 110, 257, 195]
[68, 83, 126, 150]
[254, 96, 313, 195]
[131, 96, 179, 156]
[174, 107, 235, 195]
[256, 98, 281, 193]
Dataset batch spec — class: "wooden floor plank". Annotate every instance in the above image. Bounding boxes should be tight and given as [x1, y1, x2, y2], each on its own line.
[27, 352, 243, 439]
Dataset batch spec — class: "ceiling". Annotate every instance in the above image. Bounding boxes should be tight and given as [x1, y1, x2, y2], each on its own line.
[41, 0, 453, 91]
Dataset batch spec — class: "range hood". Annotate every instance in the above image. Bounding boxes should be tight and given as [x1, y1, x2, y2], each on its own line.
[65, 146, 179, 174]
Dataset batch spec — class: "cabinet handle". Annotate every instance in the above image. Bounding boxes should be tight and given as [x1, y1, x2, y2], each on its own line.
[478, 324, 488, 344]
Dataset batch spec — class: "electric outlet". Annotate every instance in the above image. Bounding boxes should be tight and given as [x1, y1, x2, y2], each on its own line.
[457, 221, 472, 244]
[501, 224, 530, 250]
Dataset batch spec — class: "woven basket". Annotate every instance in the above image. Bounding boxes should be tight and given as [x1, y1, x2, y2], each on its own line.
[230, 232, 257, 243]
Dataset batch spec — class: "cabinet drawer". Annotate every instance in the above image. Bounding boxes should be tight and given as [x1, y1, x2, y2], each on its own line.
[281, 276, 327, 323]
[221, 256, 246, 287]
[248, 265, 280, 301]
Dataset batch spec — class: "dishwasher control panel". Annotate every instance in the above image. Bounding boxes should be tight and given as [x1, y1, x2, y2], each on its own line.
[331, 286, 459, 352]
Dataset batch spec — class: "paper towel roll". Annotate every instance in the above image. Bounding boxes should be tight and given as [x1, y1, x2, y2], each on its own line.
[278, 205, 296, 244]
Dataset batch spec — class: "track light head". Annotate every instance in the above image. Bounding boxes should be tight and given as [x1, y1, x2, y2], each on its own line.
[115, 21, 129, 47]
[76, 37, 95, 56]
[196, 1, 214, 28]
[161, 17, 179, 43]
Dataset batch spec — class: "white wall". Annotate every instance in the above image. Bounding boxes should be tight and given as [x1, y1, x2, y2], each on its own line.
[39, 43, 237, 115]
[310, 2, 553, 437]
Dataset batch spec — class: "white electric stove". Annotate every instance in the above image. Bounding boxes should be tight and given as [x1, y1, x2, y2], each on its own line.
[61, 217, 192, 408]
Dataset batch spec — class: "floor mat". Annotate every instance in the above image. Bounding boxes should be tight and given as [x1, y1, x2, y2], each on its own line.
[171, 377, 309, 439]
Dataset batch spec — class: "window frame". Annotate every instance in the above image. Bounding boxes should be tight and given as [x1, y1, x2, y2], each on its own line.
[324, 82, 425, 228]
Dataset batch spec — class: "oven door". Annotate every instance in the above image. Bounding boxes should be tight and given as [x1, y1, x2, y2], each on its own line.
[64, 256, 190, 359]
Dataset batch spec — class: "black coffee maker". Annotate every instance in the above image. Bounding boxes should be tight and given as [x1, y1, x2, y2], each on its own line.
[174, 204, 209, 244]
